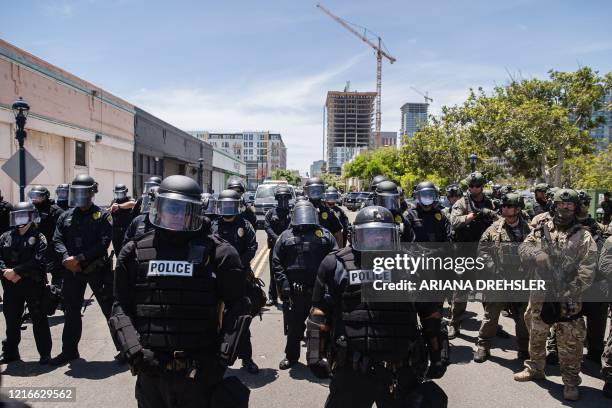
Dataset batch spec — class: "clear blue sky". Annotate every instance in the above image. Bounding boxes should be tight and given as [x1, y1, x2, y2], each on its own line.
[2, 0, 611, 173]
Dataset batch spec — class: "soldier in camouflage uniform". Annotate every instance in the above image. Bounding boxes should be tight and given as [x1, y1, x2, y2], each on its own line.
[532, 183, 552, 217]
[442, 184, 462, 220]
[449, 172, 498, 339]
[474, 193, 531, 363]
[599, 234, 612, 398]
[515, 189, 598, 401]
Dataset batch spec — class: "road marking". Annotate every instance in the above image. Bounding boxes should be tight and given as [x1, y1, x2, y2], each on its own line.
[251, 246, 268, 271]
[252, 248, 270, 278]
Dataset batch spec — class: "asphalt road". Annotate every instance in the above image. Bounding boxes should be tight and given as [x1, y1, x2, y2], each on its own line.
[0, 208, 610, 407]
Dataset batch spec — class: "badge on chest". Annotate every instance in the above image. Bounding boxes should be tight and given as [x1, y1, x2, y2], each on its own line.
[147, 260, 194, 277]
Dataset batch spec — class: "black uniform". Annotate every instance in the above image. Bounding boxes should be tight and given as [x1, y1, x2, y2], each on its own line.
[130, 196, 144, 219]
[110, 197, 134, 255]
[264, 207, 292, 301]
[0, 226, 52, 360]
[53, 205, 113, 355]
[122, 214, 154, 247]
[272, 226, 336, 362]
[211, 214, 257, 361]
[311, 247, 448, 407]
[56, 201, 69, 211]
[314, 201, 343, 236]
[241, 198, 257, 228]
[0, 199, 13, 235]
[33, 199, 64, 285]
[329, 205, 349, 246]
[392, 211, 416, 243]
[111, 229, 249, 408]
[405, 206, 452, 243]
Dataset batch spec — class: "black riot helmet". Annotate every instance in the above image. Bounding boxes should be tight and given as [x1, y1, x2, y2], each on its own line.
[28, 185, 50, 205]
[323, 186, 340, 205]
[201, 193, 217, 216]
[415, 180, 439, 207]
[10, 201, 39, 228]
[56, 183, 70, 202]
[275, 185, 292, 210]
[216, 189, 241, 216]
[370, 175, 388, 192]
[149, 175, 203, 231]
[374, 181, 400, 211]
[445, 184, 463, 198]
[70, 174, 97, 207]
[291, 201, 319, 230]
[143, 176, 162, 194]
[227, 177, 246, 194]
[141, 186, 159, 214]
[351, 206, 399, 251]
[304, 177, 325, 201]
[114, 183, 129, 200]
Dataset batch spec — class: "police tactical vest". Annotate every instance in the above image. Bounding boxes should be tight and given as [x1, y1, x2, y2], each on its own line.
[334, 247, 419, 361]
[215, 216, 249, 254]
[133, 231, 219, 355]
[112, 199, 133, 231]
[406, 207, 447, 242]
[283, 228, 330, 286]
[271, 209, 291, 235]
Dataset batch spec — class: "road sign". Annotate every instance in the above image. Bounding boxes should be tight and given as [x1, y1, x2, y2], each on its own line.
[1, 150, 44, 186]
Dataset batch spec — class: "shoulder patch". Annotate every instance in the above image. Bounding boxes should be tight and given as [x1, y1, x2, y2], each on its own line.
[237, 227, 245, 237]
[92, 211, 101, 220]
[322, 211, 328, 220]
[435, 213, 442, 221]
[315, 229, 324, 238]
[28, 236, 37, 246]
[394, 214, 402, 224]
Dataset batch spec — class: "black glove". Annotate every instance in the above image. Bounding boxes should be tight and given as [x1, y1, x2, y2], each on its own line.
[130, 348, 159, 374]
[480, 208, 497, 219]
[425, 350, 447, 379]
[280, 281, 291, 302]
[308, 358, 331, 379]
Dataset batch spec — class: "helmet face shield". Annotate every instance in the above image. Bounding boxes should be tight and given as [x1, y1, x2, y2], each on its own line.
[291, 205, 319, 228]
[28, 190, 47, 204]
[305, 184, 324, 200]
[417, 189, 438, 206]
[141, 195, 152, 214]
[143, 181, 159, 194]
[69, 186, 94, 207]
[352, 224, 399, 251]
[276, 195, 290, 210]
[149, 194, 203, 231]
[204, 196, 217, 215]
[323, 192, 340, 203]
[216, 199, 240, 216]
[114, 191, 127, 200]
[56, 187, 69, 201]
[374, 194, 400, 211]
[10, 209, 38, 227]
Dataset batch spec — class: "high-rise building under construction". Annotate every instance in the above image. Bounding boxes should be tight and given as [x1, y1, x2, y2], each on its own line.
[325, 89, 376, 175]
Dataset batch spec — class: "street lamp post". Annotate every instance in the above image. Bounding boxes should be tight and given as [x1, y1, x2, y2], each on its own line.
[469, 153, 478, 173]
[12, 97, 30, 201]
[197, 158, 204, 189]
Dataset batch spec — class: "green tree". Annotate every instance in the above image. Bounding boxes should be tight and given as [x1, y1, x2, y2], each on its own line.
[271, 169, 301, 186]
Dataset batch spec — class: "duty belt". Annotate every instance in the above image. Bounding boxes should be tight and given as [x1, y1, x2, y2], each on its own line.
[291, 282, 313, 296]
[160, 351, 200, 374]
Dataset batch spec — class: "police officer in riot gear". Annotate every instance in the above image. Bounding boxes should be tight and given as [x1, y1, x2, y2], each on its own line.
[108, 184, 135, 256]
[272, 201, 336, 369]
[374, 181, 415, 242]
[405, 181, 452, 243]
[211, 189, 259, 374]
[50, 174, 114, 365]
[361, 175, 389, 208]
[264, 186, 293, 305]
[323, 186, 349, 247]
[131, 176, 162, 218]
[28, 185, 64, 286]
[55, 184, 70, 211]
[304, 177, 344, 247]
[306, 206, 449, 407]
[110, 175, 251, 408]
[0, 202, 52, 364]
[201, 192, 218, 220]
[227, 176, 257, 228]
[123, 186, 158, 247]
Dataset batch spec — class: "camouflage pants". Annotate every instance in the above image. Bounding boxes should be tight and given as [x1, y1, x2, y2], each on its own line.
[450, 291, 467, 327]
[524, 301, 586, 386]
[477, 302, 528, 352]
[602, 312, 612, 382]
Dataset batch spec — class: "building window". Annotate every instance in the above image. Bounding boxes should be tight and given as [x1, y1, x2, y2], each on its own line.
[75, 141, 86, 166]
[178, 164, 186, 175]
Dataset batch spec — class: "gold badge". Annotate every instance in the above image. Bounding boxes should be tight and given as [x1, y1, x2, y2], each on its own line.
[92, 211, 101, 220]
[394, 215, 402, 224]
[315, 229, 323, 238]
[237, 228, 245, 237]
[435, 213, 442, 221]
[322, 212, 328, 220]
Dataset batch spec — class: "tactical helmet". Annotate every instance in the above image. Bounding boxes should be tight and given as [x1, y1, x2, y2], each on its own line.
[546, 186, 560, 200]
[275, 185, 292, 210]
[501, 193, 524, 209]
[201, 193, 217, 216]
[445, 184, 463, 197]
[374, 181, 401, 211]
[369, 175, 389, 192]
[227, 176, 246, 194]
[141, 186, 159, 214]
[304, 177, 325, 200]
[28, 185, 50, 204]
[10, 201, 38, 227]
[466, 172, 486, 187]
[291, 201, 319, 229]
[414, 180, 439, 207]
[352, 206, 399, 251]
[69, 174, 97, 207]
[553, 188, 579, 205]
[114, 183, 128, 200]
[149, 175, 203, 231]
[499, 185, 514, 195]
[216, 189, 242, 216]
[143, 176, 162, 194]
[55, 183, 70, 202]
[534, 183, 549, 193]
[576, 189, 590, 204]
[492, 184, 501, 193]
[323, 186, 340, 204]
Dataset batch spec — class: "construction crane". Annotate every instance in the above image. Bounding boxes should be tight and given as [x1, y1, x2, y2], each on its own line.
[410, 87, 433, 104]
[317, 3, 396, 140]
